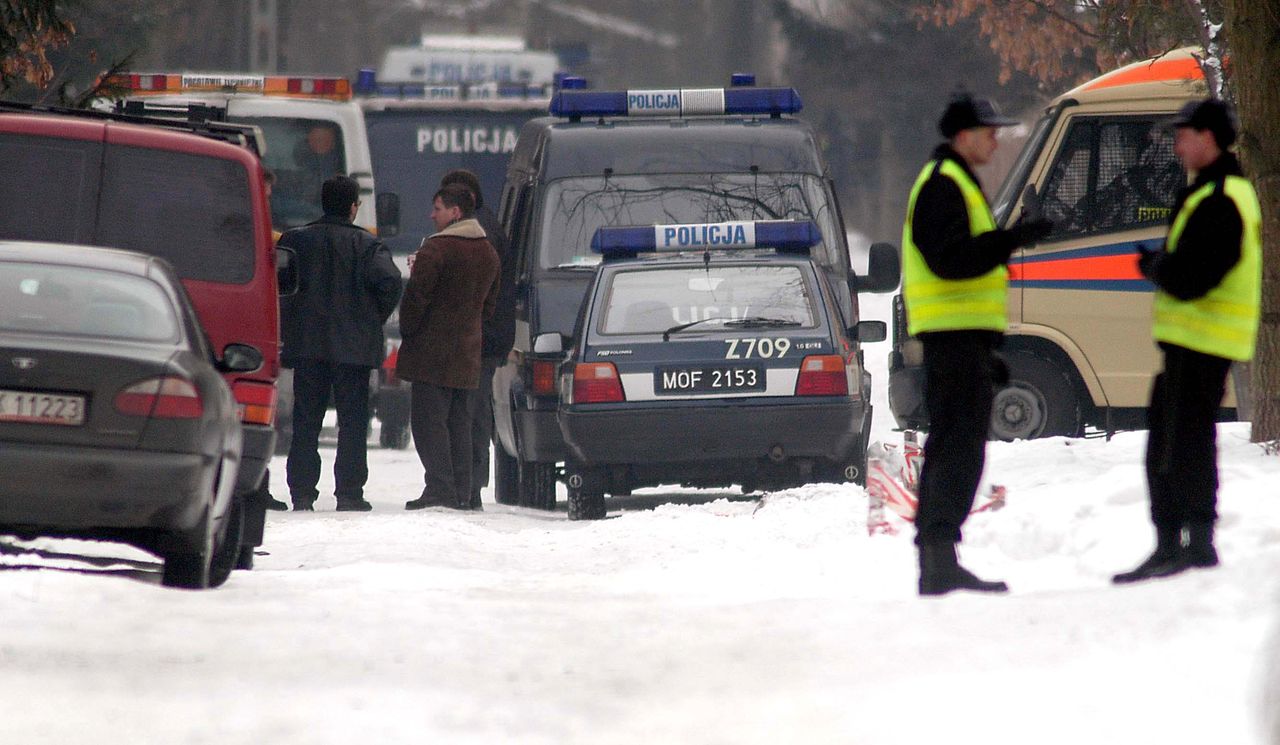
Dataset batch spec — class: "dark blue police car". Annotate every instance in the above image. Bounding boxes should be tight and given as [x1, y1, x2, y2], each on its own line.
[553, 220, 886, 520]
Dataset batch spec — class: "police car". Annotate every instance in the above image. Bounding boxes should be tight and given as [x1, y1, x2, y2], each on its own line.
[554, 220, 887, 520]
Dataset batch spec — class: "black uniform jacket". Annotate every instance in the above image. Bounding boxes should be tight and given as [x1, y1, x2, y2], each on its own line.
[279, 213, 403, 368]
[1143, 153, 1245, 302]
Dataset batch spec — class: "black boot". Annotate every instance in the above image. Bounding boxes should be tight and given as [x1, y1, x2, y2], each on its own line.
[918, 543, 1009, 596]
[1112, 525, 1185, 584]
[1184, 522, 1219, 569]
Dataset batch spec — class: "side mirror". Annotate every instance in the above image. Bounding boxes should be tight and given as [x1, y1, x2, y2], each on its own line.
[377, 192, 401, 238]
[276, 246, 299, 297]
[218, 343, 264, 373]
[853, 242, 900, 294]
[851, 320, 887, 343]
[532, 332, 563, 354]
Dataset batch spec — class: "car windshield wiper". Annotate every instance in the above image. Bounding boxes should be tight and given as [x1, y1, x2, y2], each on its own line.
[662, 317, 731, 342]
[553, 261, 600, 271]
[722, 316, 803, 329]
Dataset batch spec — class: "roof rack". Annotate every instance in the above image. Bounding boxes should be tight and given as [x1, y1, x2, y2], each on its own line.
[0, 99, 267, 158]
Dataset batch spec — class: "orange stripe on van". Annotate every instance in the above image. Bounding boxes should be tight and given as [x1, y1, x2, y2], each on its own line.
[1082, 57, 1204, 92]
[1009, 254, 1143, 282]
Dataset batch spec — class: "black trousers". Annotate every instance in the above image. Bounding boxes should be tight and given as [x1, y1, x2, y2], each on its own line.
[411, 382, 475, 506]
[470, 357, 502, 499]
[1146, 344, 1231, 529]
[287, 360, 372, 504]
[915, 331, 1000, 546]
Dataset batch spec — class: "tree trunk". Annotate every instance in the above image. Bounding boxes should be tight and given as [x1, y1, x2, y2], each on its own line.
[1224, 0, 1280, 442]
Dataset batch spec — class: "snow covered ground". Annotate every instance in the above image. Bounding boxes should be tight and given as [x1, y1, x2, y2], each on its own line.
[3, 292, 1280, 744]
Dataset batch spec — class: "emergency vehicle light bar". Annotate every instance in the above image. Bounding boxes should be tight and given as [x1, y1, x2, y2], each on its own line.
[591, 220, 821, 257]
[352, 69, 550, 101]
[549, 86, 802, 119]
[101, 73, 353, 101]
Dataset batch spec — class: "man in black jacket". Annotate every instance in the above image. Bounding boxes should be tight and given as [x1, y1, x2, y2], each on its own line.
[440, 169, 515, 511]
[902, 95, 1052, 595]
[280, 175, 403, 511]
[1113, 98, 1262, 583]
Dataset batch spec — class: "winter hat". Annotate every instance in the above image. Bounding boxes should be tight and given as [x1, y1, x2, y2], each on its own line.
[1171, 98, 1238, 149]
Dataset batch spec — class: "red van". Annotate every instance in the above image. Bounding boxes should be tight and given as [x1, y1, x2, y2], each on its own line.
[0, 101, 285, 569]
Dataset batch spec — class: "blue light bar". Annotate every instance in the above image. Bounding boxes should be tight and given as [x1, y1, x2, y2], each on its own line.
[591, 220, 822, 257]
[730, 73, 756, 87]
[549, 86, 802, 118]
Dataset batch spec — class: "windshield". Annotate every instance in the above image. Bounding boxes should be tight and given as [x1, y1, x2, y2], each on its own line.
[598, 265, 817, 335]
[237, 116, 347, 231]
[991, 110, 1056, 225]
[536, 173, 843, 271]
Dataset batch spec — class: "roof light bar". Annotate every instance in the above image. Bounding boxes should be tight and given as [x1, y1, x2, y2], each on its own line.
[101, 73, 353, 100]
[549, 86, 802, 119]
[591, 220, 822, 257]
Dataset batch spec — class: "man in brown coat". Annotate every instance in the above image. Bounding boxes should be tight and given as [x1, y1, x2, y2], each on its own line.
[398, 184, 500, 510]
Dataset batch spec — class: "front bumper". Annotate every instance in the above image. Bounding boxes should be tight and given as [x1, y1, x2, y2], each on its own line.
[0, 441, 213, 531]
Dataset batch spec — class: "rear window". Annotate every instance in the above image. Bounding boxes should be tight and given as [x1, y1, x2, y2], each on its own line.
[97, 145, 255, 283]
[0, 134, 101, 243]
[236, 116, 346, 230]
[598, 264, 817, 334]
[0, 261, 180, 342]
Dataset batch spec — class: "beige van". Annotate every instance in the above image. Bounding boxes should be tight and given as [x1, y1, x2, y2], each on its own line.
[888, 48, 1225, 439]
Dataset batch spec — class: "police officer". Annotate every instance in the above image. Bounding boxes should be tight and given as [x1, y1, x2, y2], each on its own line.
[903, 94, 1052, 596]
[1113, 98, 1261, 584]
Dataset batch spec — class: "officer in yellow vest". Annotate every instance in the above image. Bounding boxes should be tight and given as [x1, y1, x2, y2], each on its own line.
[903, 95, 1052, 596]
[1113, 98, 1262, 584]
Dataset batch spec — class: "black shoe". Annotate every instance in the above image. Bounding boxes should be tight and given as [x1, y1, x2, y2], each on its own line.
[918, 543, 1008, 596]
[405, 496, 448, 511]
[267, 497, 289, 511]
[1184, 522, 1219, 569]
[1113, 525, 1187, 584]
[468, 493, 484, 511]
[293, 501, 315, 512]
[335, 499, 373, 512]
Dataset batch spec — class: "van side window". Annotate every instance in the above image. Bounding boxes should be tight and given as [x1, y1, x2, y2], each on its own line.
[97, 145, 255, 284]
[0, 134, 101, 244]
[1040, 117, 1184, 239]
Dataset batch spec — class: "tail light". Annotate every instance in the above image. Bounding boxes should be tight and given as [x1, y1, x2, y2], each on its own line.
[115, 376, 204, 418]
[530, 360, 558, 395]
[232, 380, 277, 425]
[571, 362, 625, 404]
[795, 355, 849, 397]
[383, 343, 400, 385]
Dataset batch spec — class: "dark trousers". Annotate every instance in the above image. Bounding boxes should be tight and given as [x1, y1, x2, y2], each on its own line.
[470, 357, 501, 499]
[1146, 344, 1231, 529]
[915, 331, 999, 546]
[411, 382, 475, 506]
[286, 360, 372, 504]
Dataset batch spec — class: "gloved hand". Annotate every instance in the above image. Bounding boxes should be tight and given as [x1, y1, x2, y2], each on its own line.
[1135, 243, 1161, 281]
[1007, 217, 1054, 247]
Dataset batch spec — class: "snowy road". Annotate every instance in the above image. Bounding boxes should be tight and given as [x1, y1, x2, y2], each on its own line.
[4, 295, 1280, 744]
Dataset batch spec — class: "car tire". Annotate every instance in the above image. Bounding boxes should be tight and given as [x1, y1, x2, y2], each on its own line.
[379, 424, 411, 450]
[207, 493, 244, 588]
[162, 514, 213, 589]
[519, 459, 557, 510]
[567, 486, 606, 520]
[235, 546, 255, 571]
[991, 352, 1083, 441]
[494, 444, 520, 505]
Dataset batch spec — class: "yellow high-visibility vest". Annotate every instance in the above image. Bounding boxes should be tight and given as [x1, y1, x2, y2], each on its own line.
[1152, 176, 1261, 361]
[902, 158, 1007, 335]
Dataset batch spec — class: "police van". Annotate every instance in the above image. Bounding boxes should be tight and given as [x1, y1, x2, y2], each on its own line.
[888, 48, 1225, 440]
[492, 77, 900, 509]
[556, 220, 887, 520]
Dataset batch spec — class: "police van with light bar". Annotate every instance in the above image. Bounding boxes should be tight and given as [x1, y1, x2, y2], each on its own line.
[491, 76, 900, 510]
[554, 220, 887, 520]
